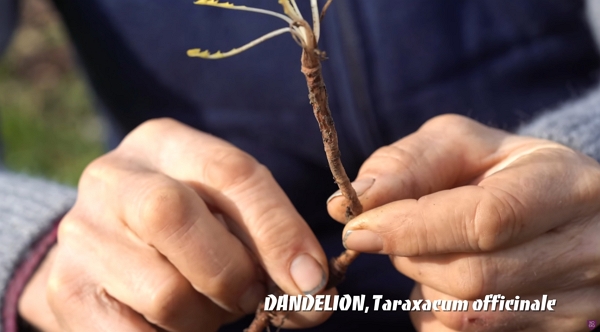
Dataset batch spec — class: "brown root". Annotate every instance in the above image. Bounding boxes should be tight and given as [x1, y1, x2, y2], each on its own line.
[246, 2, 365, 330]
[244, 303, 270, 332]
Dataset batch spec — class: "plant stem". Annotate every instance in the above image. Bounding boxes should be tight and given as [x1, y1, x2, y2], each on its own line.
[246, 8, 363, 331]
[245, 49, 362, 331]
[300, 48, 363, 288]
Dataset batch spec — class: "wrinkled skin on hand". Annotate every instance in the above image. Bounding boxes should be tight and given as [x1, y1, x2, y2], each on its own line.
[19, 118, 334, 332]
[328, 114, 600, 332]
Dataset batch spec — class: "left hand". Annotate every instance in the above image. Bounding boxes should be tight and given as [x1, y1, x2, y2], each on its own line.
[327, 114, 600, 331]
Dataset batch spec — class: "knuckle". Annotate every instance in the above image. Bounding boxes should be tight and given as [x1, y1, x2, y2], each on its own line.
[81, 156, 112, 183]
[47, 258, 89, 312]
[47, 280, 84, 311]
[472, 190, 519, 251]
[202, 147, 265, 190]
[258, 227, 294, 256]
[254, 211, 305, 260]
[56, 213, 87, 245]
[202, 268, 238, 302]
[79, 154, 118, 187]
[370, 145, 414, 170]
[449, 257, 490, 300]
[202, 250, 238, 284]
[143, 275, 188, 325]
[133, 118, 181, 138]
[120, 118, 183, 147]
[420, 114, 473, 133]
[137, 177, 193, 239]
[374, 145, 427, 194]
[46, 268, 69, 303]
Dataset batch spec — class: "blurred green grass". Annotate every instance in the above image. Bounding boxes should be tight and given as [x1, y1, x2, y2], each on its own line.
[0, 0, 105, 186]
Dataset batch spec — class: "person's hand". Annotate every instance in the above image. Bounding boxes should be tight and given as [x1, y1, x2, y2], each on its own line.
[19, 118, 332, 331]
[328, 114, 600, 331]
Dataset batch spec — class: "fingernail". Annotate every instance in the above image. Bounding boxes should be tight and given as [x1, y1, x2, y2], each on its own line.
[238, 282, 266, 313]
[343, 229, 383, 253]
[326, 178, 375, 204]
[290, 254, 326, 295]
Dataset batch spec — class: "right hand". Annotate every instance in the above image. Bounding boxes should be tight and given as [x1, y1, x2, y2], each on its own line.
[18, 118, 332, 331]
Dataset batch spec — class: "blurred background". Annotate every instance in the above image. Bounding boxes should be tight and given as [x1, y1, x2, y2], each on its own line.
[0, 0, 105, 186]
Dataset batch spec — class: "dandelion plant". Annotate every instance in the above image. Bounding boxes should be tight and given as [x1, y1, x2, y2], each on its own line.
[188, 1, 361, 330]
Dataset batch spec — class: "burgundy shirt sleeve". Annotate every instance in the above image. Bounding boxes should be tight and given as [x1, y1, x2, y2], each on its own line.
[2, 221, 60, 332]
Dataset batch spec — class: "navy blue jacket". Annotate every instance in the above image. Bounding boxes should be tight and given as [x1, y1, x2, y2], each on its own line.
[1, 1, 599, 330]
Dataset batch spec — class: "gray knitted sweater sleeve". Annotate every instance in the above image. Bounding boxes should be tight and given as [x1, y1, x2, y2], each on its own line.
[517, 87, 600, 162]
[0, 172, 76, 320]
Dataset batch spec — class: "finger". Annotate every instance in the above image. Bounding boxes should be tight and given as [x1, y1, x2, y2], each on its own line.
[390, 215, 600, 300]
[60, 211, 232, 331]
[342, 145, 600, 255]
[47, 249, 155, 332]
[275, 287, 337, 329]
[103, 241, 231, 331]
[328, 114, 514, 222]
[414, 284, 600, 332]
[119, 118, 329, 296]
[409, 284, 457, 332]
[79, 159, 264, 314]
[19, 247, 62, 332]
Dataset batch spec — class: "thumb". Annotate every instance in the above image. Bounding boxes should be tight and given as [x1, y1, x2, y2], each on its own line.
[327, 114, 513, 222]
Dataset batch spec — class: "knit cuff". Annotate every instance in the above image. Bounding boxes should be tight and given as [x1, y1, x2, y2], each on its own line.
[517, 86, 600, 162]
[0, 171, 76, 331]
